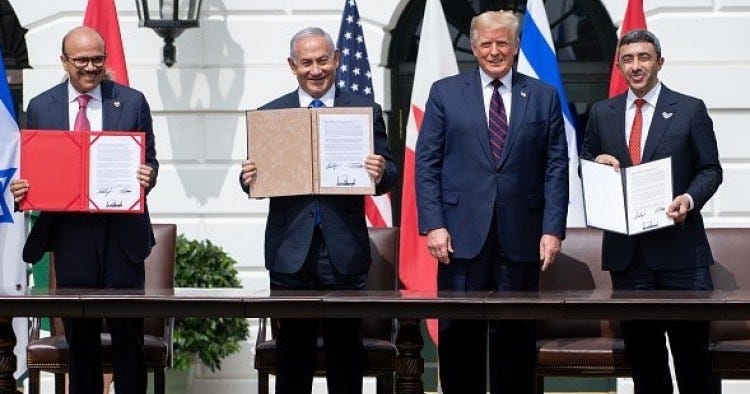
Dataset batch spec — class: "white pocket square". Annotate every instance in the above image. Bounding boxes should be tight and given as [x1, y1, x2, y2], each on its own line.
[662, 112, 673, 119]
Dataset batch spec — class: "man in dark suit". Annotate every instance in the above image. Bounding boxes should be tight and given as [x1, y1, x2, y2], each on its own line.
[240, 27, 396, 394]
[580, 29, 722, 394]
[10, 26, 157, 394]
[415, 10, 568, 394]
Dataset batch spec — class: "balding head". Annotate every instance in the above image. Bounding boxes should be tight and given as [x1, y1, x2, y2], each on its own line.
[60, 26, 107, 93]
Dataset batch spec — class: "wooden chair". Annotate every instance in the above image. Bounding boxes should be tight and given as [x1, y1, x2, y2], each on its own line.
[254, 227, 400, 394]
[26, 223, 177, 394]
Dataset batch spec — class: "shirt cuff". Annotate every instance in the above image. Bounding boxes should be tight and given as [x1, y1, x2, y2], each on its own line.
[684, 193, 694, 211]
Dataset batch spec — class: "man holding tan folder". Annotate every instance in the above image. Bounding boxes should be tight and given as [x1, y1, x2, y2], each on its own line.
[240, 27, 396, 393]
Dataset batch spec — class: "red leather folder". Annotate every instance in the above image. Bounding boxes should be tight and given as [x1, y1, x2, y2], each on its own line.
[19, 130, 146, 213]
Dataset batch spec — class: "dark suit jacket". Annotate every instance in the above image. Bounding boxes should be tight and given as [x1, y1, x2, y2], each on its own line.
[580, 85, 722, 271]
[416, 69, 568, 262]
[22, 80, 158, 267]
[242, 88, 397, 276]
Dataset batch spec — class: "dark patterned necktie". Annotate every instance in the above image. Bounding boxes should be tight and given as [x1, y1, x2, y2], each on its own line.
[488, 79, 508, 166]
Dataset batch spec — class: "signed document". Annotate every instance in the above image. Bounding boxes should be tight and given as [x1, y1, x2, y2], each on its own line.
[20, 130, 145, 213]
[246, 107, 374, 197]
[581, 157, 674, 235]
[88, 134, 143, 211]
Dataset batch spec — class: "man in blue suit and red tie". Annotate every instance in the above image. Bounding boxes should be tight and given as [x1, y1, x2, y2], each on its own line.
[240, 27, 396, 394]
[581, 29, 722, 394]
[415, 10, 568, 394]
[11, 26, 157, 394]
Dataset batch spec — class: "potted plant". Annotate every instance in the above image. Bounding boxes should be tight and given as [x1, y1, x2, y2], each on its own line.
[172, 234, 250, 373]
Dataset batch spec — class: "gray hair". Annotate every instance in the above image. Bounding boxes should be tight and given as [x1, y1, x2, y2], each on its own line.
[289, 27, 336, 60]
[619, 29, 662, 59]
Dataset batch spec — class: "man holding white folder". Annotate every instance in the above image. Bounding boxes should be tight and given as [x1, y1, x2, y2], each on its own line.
[580, 29, 722, 394]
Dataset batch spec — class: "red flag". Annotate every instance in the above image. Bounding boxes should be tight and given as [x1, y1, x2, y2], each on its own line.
[608, 0, 646, 97]
[83, 0, 129, 86]
[399, 0, 458, 344]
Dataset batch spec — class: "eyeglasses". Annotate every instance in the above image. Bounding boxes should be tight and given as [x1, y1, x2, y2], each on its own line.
[65, 55, 107, 68]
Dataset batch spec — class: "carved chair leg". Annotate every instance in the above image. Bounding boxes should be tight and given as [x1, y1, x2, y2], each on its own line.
[258, 371, 270, 394]
[28, 370, 40, 394]
[154, 368, 166, 394]
[53, 373, 65, 394]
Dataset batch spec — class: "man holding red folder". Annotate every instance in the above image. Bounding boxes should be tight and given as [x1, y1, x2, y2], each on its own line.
[10, 26, 157, 394]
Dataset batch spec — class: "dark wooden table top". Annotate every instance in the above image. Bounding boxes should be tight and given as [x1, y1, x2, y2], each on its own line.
[2, 288, 750, 320]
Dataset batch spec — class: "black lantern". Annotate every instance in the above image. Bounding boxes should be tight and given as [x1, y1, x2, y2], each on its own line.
[135, 0, 204, 67]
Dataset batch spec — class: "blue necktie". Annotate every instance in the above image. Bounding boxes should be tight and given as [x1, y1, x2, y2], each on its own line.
[308, 99, 325, 225]
[488, 79, 508, 167]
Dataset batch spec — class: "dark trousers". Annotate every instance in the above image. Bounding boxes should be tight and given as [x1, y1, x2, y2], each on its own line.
[270, 228, 367, 394]
[610, 244, 721, 394]
[438, 218, 540, 394]
[53, 215, 146, 394]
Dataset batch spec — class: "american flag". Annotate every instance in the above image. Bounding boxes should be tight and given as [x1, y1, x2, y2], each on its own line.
[336, 0, 393, 227]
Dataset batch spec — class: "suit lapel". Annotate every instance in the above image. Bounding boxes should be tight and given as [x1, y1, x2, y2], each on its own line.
[50, 83, 70, 130]
[333, 88, 352, 107]
[642, 86, 677, 163]
[497, 72, 529, 167]
[101, 81, 122, 130]
[463, 69, 494, 166]
[608, 94, 632, 166]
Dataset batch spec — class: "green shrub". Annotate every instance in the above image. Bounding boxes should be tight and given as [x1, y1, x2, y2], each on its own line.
[173, 235, 249, 372]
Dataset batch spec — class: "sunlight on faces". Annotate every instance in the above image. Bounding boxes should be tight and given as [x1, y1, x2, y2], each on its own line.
[61, 27, 107, 94]
[617, 41, 664, 98]
[471, 25, 518, 80]
[287, 35, 339, 98]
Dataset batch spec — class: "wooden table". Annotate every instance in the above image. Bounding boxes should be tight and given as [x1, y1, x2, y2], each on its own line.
[1, 288, 749, 393]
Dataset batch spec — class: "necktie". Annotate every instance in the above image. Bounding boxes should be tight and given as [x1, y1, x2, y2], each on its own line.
[74, 94, 91, 131]
[628, 98, 646, 165]
[488, 79, 508, 166]
[308, 98, 325, 225]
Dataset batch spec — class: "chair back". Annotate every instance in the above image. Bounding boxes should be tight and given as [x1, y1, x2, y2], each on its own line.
[537, 227, 618, 338]
[48, 223, 177, 337]
[361, 227, 399, 340]
[708, 228, 750, 341]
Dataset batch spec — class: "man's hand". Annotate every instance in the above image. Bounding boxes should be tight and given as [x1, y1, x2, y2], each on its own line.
[667, 194, 690, 223]
[241, 160, 257, 188]
[137, 165, 153, 189]
[364, 154, 386, 184]
[539, 234, 561, 271]
[9, 179, 29, 203]
[426, 227, 453, 264]
[595, 154, 621, 171]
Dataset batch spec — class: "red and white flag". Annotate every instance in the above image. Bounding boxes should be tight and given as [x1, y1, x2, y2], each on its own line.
[398, 0, 458, 344]
[609, 0, 646, 97]
[84, 0, 129, 86]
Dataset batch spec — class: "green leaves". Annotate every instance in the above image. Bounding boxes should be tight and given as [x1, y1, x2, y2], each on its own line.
[172, 235, 250, 372]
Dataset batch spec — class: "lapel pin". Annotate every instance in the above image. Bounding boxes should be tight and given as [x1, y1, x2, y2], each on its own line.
[520, 91, 527, 98]
[662, 112, 673, 119]
[114, 99, 121, 108]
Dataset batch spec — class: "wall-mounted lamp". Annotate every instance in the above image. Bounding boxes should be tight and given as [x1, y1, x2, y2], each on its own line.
[135, 0, 203, 67]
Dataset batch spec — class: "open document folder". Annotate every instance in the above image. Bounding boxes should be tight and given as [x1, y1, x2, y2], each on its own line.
[246, 107, 375, 198]
[19, 130, 145, 213]
[581, 157, 674, 235]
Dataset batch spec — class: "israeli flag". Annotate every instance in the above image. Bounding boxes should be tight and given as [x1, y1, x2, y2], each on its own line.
[518, 0, 585, 227]
[0, 50, 28, 379]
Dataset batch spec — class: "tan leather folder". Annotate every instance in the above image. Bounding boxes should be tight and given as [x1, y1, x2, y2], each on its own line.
[246, 107, 375, 197]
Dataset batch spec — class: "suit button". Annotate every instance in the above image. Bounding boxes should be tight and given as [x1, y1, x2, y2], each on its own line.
[309, 212, 315, 217]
